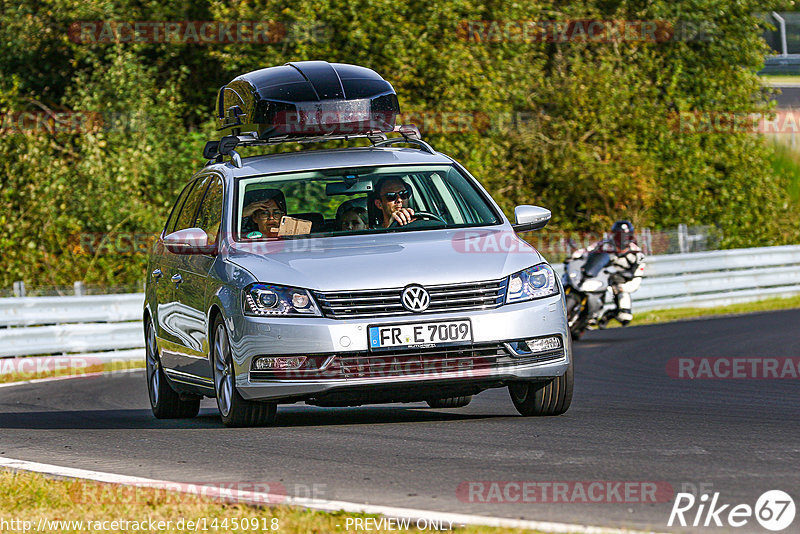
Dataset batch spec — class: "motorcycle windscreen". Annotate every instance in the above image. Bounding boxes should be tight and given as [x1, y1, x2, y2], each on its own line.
[582, 252, 611, 278]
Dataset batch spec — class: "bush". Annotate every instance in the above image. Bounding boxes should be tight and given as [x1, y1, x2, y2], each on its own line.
[0, 0, 794, 289]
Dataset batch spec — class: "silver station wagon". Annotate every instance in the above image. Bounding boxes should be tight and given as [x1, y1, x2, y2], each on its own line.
[143, 61, 573, 426]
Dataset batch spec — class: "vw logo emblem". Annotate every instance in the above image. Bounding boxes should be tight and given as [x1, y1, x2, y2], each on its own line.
[401, 285, 430, 313]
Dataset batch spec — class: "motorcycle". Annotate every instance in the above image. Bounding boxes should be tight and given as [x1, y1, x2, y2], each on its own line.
[562, 251, 619, 340]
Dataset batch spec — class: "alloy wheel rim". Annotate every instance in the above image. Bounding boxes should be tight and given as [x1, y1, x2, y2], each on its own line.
[145, 322, 159, 406]
[214, 324, 233, 417]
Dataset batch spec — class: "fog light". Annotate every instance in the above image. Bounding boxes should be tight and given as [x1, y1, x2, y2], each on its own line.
[525, 336, 562, 353]
[508, 335, 562, 356]
[253, 356, 307, 370]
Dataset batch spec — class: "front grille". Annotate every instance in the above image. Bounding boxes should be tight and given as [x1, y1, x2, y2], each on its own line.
[313, 278, 508, 319]
[249, 343, 565, 381]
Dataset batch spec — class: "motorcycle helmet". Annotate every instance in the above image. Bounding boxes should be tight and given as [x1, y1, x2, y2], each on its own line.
[610, 220, 635, 251]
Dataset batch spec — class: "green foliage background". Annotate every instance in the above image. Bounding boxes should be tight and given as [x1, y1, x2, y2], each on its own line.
[0, 0, 795, 289]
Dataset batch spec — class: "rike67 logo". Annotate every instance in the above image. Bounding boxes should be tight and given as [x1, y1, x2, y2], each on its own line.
[669, 490, 796, 531]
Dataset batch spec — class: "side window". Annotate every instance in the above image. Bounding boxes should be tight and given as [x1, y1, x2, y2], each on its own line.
[173, 176, 211, 232]
[196, 176, 224, 244]
[164, 181, 196, 235]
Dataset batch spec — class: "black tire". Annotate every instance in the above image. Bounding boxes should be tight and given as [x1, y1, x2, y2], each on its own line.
[565, 293, 585, 341]
[212, 315, 277, 428]
[508, 359, 573, 416]
[145, 318, 200, 419]
[426, 396, 472, 408]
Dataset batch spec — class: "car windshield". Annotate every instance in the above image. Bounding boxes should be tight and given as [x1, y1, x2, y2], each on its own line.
[234, 164, 501, 240]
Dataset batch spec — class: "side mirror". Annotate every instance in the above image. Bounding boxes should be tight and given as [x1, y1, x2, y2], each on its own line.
[163, 228, 217, 255]
[512, 205, 551, 232]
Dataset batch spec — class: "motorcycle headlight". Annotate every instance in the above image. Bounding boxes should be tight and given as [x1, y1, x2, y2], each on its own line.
[506, 263, 559, 304]
[244, 283, 321, 316]
[579, 279, 605, 292]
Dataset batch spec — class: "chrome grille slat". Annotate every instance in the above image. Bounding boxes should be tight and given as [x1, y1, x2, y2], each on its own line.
[323, 295, 399, 303]
[426, 295, 499, 305]
[325, 302, 406, 311]
[320, 287, 403, 296]
[313, 278, 508, 319]
[427, 287, 504, 297]
[426, 278, 507, 289]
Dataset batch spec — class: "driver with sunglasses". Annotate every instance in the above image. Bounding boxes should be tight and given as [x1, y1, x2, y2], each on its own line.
[373, 177, 415, 228]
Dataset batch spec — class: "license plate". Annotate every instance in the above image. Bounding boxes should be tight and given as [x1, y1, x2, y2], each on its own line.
[368, 320, 472, 351]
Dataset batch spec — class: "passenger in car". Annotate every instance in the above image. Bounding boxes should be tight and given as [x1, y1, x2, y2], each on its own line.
[336, 202, 369, 232]
[373, 177, 416, 228]
[241, 189, 286, 238]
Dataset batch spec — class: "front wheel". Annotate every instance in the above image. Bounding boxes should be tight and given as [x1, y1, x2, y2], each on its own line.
[212, 316, 277, 427]
[145, 318, 200, 419]
[508, 359, 573, 416]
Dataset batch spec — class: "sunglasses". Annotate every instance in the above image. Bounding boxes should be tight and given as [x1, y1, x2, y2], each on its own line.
[254, 209, 285, 219]
[383, 189, 412, 201]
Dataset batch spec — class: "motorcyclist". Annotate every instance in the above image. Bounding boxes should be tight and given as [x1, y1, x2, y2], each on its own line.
[568, 220, 646, 326]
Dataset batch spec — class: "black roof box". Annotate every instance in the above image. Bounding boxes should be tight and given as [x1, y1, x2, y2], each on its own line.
[215, 61, 400, 139]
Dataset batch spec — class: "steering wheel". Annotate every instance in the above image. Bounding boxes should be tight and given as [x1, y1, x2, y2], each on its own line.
[388, 211, 446, 228]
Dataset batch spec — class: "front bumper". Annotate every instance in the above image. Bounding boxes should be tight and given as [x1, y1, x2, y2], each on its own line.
[227, 294, 570, 402]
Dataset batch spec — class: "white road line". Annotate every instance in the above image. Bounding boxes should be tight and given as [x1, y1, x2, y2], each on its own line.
[0, 367, 143, 389]
[0, 456, 667, 534]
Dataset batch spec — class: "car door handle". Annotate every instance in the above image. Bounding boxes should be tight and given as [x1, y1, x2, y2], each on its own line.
[171, 273, 183, 287]
[151, 269, 162, 282]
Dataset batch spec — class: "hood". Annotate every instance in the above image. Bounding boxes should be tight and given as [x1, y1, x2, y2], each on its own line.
[225, 227, 544, 291]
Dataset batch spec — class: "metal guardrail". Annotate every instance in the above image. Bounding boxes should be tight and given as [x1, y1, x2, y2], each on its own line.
[0, 293, 143, 327]
[633, 245, 800, 311]
[0, 294, 145, 360]
[1, 245, 799, 359]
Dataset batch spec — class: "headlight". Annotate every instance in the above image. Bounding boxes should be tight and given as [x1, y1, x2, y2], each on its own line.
[244, 283, 321, 316]
[506, 263, 559, 304]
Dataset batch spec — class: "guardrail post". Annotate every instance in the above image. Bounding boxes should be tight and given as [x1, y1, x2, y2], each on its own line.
[74, 281, 85, 296]
[640, 228, 653, 255]
[12, 281, 25, 298]
[678, 224, 688, 254]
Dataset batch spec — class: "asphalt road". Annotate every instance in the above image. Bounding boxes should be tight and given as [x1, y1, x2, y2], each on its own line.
[773, 85, 800, 108]
[2, 309, 799, 532]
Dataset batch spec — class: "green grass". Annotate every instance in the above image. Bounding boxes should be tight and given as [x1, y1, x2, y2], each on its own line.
[628, 294, 800, 326]
[759, 75, 800, 84]
[771, 142, 800, 205]
[0, 470, 542, 534]
[0, 359, 145, 385]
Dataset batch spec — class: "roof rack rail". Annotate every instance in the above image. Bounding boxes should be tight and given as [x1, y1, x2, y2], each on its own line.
[203, 125, 433, 167]
[372, 125, 435, 154]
